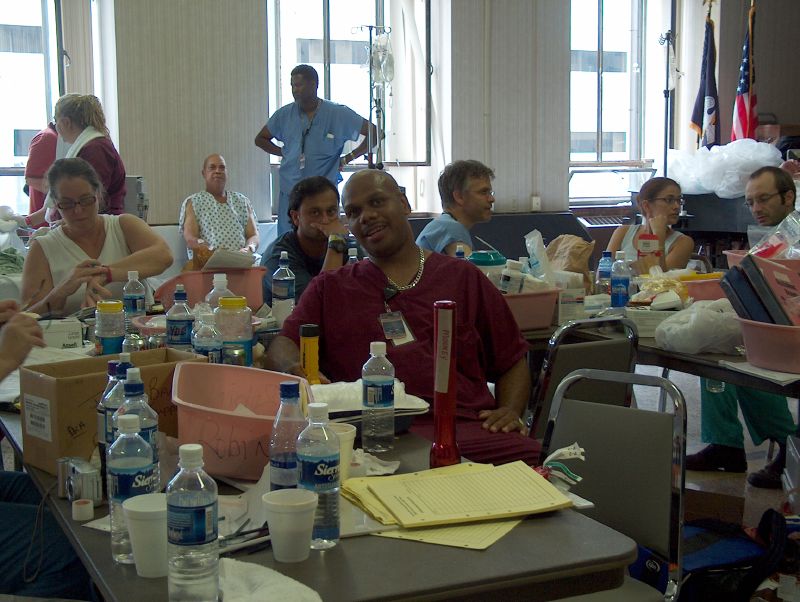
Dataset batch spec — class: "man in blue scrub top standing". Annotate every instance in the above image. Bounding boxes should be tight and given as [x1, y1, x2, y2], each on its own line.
[255, 64, 378, 235]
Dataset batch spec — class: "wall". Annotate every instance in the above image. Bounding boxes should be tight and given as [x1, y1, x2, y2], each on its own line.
[719, 0, 800, 143]
[112, 0, 269, 224]
[450, 0, 570, 212]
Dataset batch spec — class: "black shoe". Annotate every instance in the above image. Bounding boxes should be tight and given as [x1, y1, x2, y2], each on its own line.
[686, 444, 747, 472]
[747, 443, 786, 489]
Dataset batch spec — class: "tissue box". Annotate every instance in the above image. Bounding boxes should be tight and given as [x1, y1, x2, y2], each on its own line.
[41, 318, 84, 349]
[624, 307, 676, 338]
[19, 348, 206, 474]
[556, 288, 588, 325]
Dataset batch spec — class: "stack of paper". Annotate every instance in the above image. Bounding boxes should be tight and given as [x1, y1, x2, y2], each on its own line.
[341, 461, 572, 549]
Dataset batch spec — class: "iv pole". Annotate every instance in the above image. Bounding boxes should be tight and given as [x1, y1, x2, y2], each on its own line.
[658, 30, 674, 177]
[354, 24, 391, 170]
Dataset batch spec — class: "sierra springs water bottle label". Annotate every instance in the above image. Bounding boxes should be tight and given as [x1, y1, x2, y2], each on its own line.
[167, 318, 193, 346]
[298, 453, 339, 490]
[363, 380, 394, 409]
[109, 465, 156, 502]
[167, 501, 218, 545]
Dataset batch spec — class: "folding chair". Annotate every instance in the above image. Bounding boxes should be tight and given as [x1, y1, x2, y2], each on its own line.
[543, 368, 686, 601]
[528, 316, 638, 439]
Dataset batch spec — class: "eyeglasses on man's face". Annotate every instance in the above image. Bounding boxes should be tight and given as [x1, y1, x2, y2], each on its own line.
[744, 191, 783, 209]
[55, 194, 97, 211]
[649, 196, 684, 206]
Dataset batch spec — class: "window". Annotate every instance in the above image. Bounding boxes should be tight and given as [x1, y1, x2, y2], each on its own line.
[569, 0, 669, 204]
[0, 0, 62, 215]
[267, 0, 431, 166]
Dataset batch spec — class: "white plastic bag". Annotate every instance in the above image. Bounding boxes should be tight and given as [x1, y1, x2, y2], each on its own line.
[524, 230, 554, 283]
[654, 299, 743, 355]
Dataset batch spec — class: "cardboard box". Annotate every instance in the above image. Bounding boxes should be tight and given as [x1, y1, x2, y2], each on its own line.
[41, 318, 84, 349]
[684, 484, 745, 524]
[20, 348, 206, 475]
[556, 288, 588, 325]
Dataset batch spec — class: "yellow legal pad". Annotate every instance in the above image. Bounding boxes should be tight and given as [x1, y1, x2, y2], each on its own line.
[365, 460, 572, 529]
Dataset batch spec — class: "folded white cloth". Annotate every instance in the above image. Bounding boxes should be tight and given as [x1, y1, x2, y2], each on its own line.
[352, 448, 400, 476]
[311, 379, 429, 413]
[220, 557, 322, 602]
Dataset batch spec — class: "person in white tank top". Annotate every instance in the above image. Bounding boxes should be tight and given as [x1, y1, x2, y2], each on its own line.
[20, 158, 173, 317]
[606, 177, 695, 275]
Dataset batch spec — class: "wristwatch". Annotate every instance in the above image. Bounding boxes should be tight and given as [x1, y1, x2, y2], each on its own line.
[328, 234, 347, 254]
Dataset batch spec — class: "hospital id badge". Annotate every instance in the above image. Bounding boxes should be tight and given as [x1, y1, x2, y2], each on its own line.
[379, 311, 416, 346]
[299, 153, 306, 170]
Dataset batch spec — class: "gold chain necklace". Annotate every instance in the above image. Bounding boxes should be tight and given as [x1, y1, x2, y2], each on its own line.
[384, 247, 426, 291]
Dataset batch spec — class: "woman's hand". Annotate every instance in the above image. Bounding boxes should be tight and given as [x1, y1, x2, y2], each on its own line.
[646, 215, 669, 240]
[82, 275, 113, 308]
[54, 260, 108, 299]
[0, 313, 45, 379]
[0, 300, 19, 325]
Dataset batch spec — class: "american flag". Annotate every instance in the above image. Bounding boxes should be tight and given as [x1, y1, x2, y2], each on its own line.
[731, 4, 757, 140]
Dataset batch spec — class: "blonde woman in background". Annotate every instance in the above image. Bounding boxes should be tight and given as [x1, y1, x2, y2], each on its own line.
[24, 94, 126, 226]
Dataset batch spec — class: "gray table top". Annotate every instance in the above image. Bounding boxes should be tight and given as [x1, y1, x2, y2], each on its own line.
[17, 433, 636, 602]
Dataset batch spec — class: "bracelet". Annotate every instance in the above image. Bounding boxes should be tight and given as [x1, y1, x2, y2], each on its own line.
[25, 215, 32, 227]
[102, 265, 113, 284]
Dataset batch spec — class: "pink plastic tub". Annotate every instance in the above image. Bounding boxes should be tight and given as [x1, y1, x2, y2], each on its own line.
[724, 250, 800, 272]
[503, 289, 560, 331]
[172, 362, 307, 480]
[685, 279, 725, 301]
[156, 267, 267, 311]
[737, 317, 800, 374]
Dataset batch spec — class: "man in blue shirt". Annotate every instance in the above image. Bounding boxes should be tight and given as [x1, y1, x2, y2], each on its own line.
[255, 64, 378, 235]
[416, 160, 495, 256]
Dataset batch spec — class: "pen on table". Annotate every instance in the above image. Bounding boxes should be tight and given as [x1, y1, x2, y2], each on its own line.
[220, 534, 271, 555]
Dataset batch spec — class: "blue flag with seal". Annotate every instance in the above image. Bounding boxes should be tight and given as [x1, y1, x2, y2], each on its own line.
[690, 16, 719, 148]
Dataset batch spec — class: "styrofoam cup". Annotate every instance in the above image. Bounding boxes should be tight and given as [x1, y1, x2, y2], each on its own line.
[262, 489, 318, 562]
[123, 493, 167, 578]
[329, 423, 357, 483]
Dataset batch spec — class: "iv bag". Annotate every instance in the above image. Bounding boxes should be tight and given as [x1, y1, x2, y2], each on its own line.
[371, 33, 395, 83]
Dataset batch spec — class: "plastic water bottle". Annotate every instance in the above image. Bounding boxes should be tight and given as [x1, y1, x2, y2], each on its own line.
[107, 413, 155, 564]
[122, 270, 146, 333]
[192, 313, 223, 363]
[271, 251, 295, 327]
[95, 300, 125, 355]
[204, 273, 234, 309]
[113, 367, 160, 489]
[610, 251, 632, 311]
[167, 443, 219, 602]
[455, 244, 466, 259]
[269, 381, 306, 490]
[347, 247, 359, 265]
[215, 296, 253, 366]
[362, 341, 395, 453]
[594, 251, 613, 295]
[167, 284, 194, 351]
[297, 402, 340, 549]
[97, 354, 132, 497]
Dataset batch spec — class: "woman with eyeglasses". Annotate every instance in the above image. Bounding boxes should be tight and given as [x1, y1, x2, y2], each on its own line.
[607, 176, 695, 274]
[23, 94, 126, 227]
[20, 158, 172, 317]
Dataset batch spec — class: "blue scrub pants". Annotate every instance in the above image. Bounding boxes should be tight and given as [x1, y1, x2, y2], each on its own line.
[0, 471, 92, 599]
[700, 380, 796, 449]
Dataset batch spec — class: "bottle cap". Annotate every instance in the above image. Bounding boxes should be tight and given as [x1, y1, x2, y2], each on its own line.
[602, 250, 612, 257]
[178, 443, 204, 465]
[300, 323, 319, 338]
[615, 251, 626, 261]
[467, 250, 506, 267]
[370, 341, 387, 356]
[308, 402, 328, 420]
[505, 259, 523, 270]
[218, 296, 246, 309]
[280, 250, 289, 260]
[174, 284, 187, 301]
[118, 413, 140, 433]
[128, 270, 139, 281]
[107, 360, 119, 377]
[119, 352, 131, 363]
[124, 368, 145, 395]
[280, 381, 300, 399]
[96, 300, 123, 313]
[213, 273, 228, 285]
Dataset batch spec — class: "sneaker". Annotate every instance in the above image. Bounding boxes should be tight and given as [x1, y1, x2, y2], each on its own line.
[685, 444, 747, 472]
[747, 443, 786, 489]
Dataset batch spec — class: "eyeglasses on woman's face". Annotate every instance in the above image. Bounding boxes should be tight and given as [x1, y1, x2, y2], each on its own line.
[55, 194, 97, 211]
[649, 196, 684, 206]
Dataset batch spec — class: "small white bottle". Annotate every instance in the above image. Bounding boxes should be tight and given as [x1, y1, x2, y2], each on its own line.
[455, 244, 466, 259]
[499, 259, 526, 295]
[205, 273, 234, 309]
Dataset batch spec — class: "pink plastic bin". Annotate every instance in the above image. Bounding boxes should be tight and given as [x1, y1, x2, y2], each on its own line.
[724, 250, 800, 272]
[503, 289, 560, 331]
[685, 279, 725, 301]
[156, 267, 267, 311]
[172, 362, 306, 480]
[737, 317, 800, 374]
